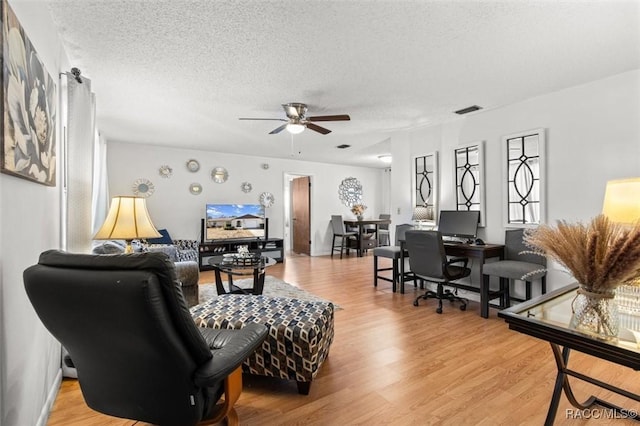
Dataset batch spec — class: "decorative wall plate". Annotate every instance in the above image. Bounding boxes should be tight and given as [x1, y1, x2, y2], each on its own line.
[241, 182, 253, 193]
[259, 192, 274, 207]
[261, 163, 270, 170]
[338, 177, 362, 207]
[189, 183, 202, 195]
[211, 167, 228, 183]
[186, 159, 200, 172]
[132, 178, 155, 197]
[159, 165, 173, 178]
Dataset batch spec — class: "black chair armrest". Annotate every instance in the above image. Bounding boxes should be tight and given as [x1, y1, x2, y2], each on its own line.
[446, 257, 468, 267]
[193, 324, 268, 387]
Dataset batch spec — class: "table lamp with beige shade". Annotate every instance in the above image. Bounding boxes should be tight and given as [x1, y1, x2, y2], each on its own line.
[412, 205, 433, 229]
[603, 177, 640, 343]
[94, 196, 161, 253]
[602, 177, 640, 225]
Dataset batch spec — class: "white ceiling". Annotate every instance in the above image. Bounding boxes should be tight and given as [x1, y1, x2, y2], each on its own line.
[45, 0, 640, 168]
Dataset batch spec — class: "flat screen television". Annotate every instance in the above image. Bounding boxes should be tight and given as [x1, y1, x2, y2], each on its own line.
[437, 210, 480, 240]
[205, 204, 266, 241]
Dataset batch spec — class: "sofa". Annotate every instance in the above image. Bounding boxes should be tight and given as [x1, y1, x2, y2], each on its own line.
[92, 238, 200, 307]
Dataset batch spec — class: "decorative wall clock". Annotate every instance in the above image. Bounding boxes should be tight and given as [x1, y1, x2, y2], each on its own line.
[132, 178, 155, 197]
[259, 192, 274, 207]
[186, 159, 200, 172]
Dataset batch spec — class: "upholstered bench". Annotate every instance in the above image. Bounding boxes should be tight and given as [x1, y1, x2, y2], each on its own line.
[190, 294, 335, 394]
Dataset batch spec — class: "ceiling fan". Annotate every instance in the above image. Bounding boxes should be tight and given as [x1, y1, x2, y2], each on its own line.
[239, 102, 350, 135]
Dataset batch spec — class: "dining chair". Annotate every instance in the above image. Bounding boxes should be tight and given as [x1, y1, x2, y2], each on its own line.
[482, 228, 547, 310]
[372, 224, 413, 292]
[377, 213, 391, 246]
[330, 215, 357, 259]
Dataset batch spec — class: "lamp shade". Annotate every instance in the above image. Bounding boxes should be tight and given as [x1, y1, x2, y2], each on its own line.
[602, 177, 640, 225]
[412, 205, 433, 221]
[94, 196, 161, 241]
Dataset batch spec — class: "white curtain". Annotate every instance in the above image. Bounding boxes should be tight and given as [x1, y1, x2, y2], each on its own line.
[64, 73, 96, 253]
[91, 130, 109, 234]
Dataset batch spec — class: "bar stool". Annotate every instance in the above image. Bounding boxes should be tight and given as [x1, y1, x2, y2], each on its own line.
[372, 224, 413, 291]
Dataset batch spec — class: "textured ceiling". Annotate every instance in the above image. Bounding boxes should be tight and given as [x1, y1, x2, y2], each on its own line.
[45, 0, 640, 168]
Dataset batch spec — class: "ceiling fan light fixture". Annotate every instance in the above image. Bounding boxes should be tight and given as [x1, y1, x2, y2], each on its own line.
[286, 123, 305, 134]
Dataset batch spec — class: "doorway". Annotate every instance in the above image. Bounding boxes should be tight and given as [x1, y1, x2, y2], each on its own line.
[285, 174, 311, 256]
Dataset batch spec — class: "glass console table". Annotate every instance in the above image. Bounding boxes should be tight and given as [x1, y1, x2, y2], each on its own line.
[499, 283, 640, 425]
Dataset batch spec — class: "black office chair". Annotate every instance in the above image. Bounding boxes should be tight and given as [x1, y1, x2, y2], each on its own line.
[23, 250, 268, 426]
[331, 215, 357, 259]
[372, 224, 413, 292]
[482, 228, 547, 308]
[405, 230, 471, 314]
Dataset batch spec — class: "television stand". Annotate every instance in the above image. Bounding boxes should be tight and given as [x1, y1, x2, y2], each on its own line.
[198, 238, 284, 271]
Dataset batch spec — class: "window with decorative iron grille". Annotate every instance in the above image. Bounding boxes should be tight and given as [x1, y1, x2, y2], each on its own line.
[502, 129, 546, 227]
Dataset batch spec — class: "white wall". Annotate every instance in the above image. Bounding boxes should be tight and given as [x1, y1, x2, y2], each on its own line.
[1, 3, 638, 423]
[0, 1, 70, 425]
[106, 142, 385, 256]
[392, 69, 640, 292]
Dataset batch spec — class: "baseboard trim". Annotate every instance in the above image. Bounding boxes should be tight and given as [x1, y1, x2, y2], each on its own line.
[36, 368, 62, 426]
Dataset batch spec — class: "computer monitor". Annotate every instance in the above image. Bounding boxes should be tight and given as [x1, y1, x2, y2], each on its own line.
[437, 210, 480, 240]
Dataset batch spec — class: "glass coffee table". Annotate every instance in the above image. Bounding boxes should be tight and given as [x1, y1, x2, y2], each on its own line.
[499, 283, 640, 425]
[209, 254, 277, 296]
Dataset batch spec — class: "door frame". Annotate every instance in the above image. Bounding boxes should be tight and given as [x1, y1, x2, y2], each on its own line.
[283, 172, 313, 256]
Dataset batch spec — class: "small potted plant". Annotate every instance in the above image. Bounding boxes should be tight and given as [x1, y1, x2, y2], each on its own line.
[524, 215, 640, 339]
[351, 204, 367, 221]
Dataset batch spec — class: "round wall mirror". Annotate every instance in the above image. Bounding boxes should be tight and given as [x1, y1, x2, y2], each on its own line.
[132, 178, 155, 197]
[260, 192, 275, 207]
[211, 167, 228, 183]
[186, 159, 200, 172]
[189, 183, 202, 195]
[338, 177, 362, 207]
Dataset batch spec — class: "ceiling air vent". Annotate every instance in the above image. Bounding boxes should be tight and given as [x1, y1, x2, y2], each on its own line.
[454, 105, 482, 115]
[336, 144, 351, 149]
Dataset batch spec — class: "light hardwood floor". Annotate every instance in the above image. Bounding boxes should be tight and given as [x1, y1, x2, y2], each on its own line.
[47, 253, 639, 425]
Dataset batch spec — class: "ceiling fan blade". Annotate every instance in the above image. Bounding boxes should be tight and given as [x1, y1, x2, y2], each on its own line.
[239, 118, 287, 121]
[307, 114, 351, 122]
[306, 122, 332, 135]
[269, 123, 288, 134]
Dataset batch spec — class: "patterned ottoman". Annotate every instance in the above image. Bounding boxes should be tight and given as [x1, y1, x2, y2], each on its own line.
[190, 294, 334, 394]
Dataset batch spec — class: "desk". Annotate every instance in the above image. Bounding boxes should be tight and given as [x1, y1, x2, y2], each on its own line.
[399, 240, 505, 318]
[209, 256, 276, 295]
[343, 218, 392, 257]
[499, 284, 640, 425]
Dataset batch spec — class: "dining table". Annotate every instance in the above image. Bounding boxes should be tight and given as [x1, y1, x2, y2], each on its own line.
[343, 218, 392, 257]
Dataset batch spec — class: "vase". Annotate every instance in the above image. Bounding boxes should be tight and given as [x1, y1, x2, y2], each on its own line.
[570, 285, 619, 340]
[356, 215, 363, 221]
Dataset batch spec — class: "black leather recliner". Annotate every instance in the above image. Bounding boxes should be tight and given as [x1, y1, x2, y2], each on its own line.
[24, 250, 268, 426]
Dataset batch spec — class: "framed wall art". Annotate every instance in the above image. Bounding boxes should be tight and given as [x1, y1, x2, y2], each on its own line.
[0, 0, 57, 186]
